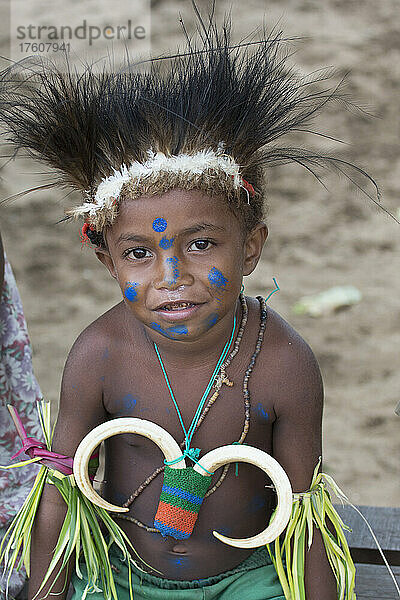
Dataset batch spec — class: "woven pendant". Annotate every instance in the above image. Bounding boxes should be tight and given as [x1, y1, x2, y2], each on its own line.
[154, 466, 212, 539]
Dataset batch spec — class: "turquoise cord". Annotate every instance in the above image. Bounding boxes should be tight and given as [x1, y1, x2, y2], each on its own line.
[154, 312, 237, 473]
[265, 277, 280, 303]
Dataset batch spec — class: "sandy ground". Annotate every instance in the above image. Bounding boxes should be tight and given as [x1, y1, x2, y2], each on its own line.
[0, 0, 399, 507]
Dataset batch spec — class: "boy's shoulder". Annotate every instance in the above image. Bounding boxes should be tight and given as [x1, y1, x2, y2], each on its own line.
[249, 295, 317, 359]
[70, 300, 123, 345]
[65, 301, 142, 370]
[248, 297, 323, 414]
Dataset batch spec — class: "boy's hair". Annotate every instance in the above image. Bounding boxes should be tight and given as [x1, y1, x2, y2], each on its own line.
[0, 11, 383, 239]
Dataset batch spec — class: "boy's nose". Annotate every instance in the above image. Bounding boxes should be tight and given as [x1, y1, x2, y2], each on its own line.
[153, 256, 194, 290]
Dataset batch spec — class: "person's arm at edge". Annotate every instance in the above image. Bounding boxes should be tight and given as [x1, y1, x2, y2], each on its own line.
[0, 231, 4, 298]
[272, 334, 338, 600]
[28, 326, 108, 600]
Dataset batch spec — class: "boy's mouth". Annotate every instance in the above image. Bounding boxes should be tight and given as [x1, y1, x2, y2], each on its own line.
[154, 301, 203, 322]
[157, 301, 197, 311]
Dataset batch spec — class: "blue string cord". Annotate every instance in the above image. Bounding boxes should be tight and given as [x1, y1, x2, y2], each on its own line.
[154, 312, 237, 475]
[265, 277, 280, 303]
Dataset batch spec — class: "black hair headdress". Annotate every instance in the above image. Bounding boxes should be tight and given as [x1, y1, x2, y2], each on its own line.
[0, 10, 384, 232]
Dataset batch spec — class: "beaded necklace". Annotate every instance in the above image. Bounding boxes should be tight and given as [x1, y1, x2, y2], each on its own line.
[115, 295, 267, 533]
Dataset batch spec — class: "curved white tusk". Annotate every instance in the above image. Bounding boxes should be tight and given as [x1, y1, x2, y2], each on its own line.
[73, 418, 185, 512]
[194, 445, 292, 548]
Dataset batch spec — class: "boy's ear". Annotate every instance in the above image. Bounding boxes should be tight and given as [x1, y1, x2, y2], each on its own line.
[95, 247, 118, 279]
[243, 223, 268, 276]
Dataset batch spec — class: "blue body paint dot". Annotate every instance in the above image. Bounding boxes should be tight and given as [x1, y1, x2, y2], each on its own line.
[249, 494, 267, 513]
[102, 348, 109, 360]
[99, 376, 105, 382]
[152, 217, 168, 232]
[208, 267, 227, 289]
[174, 558, 183, 566]
[121, 394, 137, 412]
[114, 491, 127, 505]
[255, 403, 269, 421]
[124, 282, 138, 302]
[170, 556, 189, 569]
[159, 236, 175, 250]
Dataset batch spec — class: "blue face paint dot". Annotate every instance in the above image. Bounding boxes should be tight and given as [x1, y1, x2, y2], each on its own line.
[167, 325, 188, 335]
[159, 236, 175, 250]
[150, 322, 173, 339]
[150, 322, 188, 340]
[150, 322, 187, 339]
[205, 313, 218, 330]
[124, 282, 138, 302]
[166, 256, 180, 284]
[208, 267, 228, 289]
[152, 217, 168, 232]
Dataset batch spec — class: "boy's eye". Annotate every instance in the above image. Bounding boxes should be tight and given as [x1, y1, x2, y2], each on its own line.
[124, 247, 151, 259]
[189, 239, 213, 251]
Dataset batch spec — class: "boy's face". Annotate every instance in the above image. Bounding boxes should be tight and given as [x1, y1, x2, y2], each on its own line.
[96, 189, 267, 343]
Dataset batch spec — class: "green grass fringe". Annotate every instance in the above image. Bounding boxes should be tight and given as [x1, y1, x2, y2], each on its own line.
[0, 401, 146, 600]
[267, 461, 356, 600]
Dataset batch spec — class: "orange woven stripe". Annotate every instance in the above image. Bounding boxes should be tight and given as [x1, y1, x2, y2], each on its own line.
[155, 501, 198, 533]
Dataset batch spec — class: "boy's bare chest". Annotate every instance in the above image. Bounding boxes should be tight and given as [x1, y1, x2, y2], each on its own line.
[97, 311, 282, 577]
[101, 352, 274, 456]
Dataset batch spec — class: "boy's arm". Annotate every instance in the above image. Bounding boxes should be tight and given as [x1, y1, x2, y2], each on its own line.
[272, 337, 338, 600]
[28, 327, 108, 600]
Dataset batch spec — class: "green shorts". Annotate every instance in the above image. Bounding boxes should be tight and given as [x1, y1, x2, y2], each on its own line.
[71, 546, 285, 599]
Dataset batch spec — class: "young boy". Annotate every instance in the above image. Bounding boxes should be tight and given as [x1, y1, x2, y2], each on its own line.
[32, 188, 338, 600]
[0, 17, 360, 600]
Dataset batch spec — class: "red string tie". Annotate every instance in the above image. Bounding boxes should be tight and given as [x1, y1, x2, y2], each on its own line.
[9, 407, 98, 479]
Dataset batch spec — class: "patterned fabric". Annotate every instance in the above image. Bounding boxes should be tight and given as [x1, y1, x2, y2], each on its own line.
[154, 466, 212, 539]
[0, 254, 42, 598]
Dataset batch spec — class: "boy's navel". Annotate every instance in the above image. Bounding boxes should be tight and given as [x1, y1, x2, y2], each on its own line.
[172, 543, 188, 554]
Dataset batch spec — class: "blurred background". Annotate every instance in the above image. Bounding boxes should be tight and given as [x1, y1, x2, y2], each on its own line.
[0, 0, 399, 505]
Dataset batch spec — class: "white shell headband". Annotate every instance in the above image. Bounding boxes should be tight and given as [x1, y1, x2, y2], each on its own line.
[70, 147, 255, 231]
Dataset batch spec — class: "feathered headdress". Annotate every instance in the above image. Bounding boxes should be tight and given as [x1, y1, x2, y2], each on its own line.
[0, 10, 384, 235]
